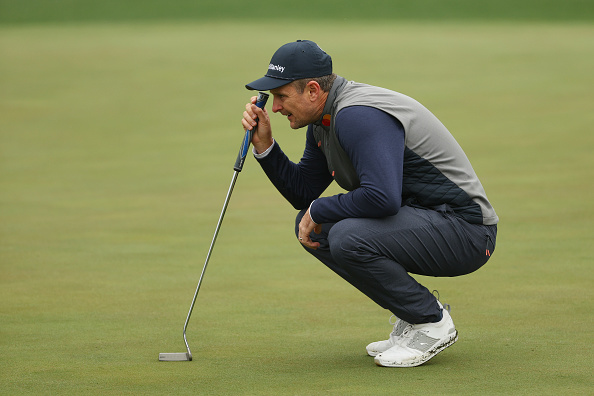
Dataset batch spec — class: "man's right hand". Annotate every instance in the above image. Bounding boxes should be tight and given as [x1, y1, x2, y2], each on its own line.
[242, 96, 273, 154]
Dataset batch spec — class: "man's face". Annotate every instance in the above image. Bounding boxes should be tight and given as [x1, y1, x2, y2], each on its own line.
[270, 83, 317, 129]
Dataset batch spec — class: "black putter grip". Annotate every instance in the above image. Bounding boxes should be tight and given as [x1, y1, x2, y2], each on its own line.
[233, 92, 270, 172]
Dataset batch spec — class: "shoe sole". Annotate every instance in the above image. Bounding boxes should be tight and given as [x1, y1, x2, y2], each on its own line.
[374, 330, 458, 368]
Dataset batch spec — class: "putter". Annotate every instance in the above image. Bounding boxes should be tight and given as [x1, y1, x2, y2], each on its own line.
[159, 92, 269, 361]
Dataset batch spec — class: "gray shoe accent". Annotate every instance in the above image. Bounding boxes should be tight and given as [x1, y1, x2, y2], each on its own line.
[406, 332, 440, 353]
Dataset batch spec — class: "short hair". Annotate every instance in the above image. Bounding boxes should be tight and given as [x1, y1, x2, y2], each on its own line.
[292, 73, 337, 93]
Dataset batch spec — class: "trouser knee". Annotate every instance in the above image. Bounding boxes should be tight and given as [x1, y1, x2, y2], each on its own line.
[327, 219, 366, 264]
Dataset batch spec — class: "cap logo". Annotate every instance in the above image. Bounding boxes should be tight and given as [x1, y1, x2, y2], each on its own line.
[268, 63, 285, 73]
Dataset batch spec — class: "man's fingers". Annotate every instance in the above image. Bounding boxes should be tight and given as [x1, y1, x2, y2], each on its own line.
[298, 235, 319, 250]
[297, 208, 321, 249]
[242, 99, 264, 131]
[242, 110, 257, 129]
[251, 103, 267, 122]
[308, 241, 320, 250]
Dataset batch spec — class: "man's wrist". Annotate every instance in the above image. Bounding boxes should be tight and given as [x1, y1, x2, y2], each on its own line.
[253, 139, 275, 158]
[308, 200, 319, 225]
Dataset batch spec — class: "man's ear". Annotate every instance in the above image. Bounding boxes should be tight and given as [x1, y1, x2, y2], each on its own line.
[306, 80, 322, 102]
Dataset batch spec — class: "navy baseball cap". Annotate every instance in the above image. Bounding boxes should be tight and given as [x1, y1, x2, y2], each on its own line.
[245, 40, 332, 91]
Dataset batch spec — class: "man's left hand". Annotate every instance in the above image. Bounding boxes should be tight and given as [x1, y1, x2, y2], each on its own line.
[298, 208, 322, 250]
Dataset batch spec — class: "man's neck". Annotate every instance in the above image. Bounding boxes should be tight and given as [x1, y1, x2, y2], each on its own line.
[314, 91, 330, 120]
[311, 75, 347, 127]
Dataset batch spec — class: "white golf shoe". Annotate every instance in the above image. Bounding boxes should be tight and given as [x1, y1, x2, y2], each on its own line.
[374, 306, 458, 367]
[365, 316, 410, 357]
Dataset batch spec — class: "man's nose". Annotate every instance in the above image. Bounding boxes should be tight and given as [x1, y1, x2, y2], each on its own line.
[271, 97, 282, 113]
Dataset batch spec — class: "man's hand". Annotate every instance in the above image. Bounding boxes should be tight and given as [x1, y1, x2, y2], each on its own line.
[242, 96, 273, 154]
[298, 208, 322, 250]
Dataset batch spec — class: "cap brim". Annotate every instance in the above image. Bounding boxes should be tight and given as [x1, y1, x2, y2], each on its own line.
[245, 76, 292, 91]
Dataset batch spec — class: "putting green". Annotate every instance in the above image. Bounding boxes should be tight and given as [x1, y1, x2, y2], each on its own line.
[1, 21, 592, 394]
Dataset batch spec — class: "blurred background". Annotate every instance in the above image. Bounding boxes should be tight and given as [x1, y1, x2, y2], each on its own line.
[2, 0, 593, 23]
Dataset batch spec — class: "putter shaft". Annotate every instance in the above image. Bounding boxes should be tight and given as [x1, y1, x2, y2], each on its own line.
[161, 92, 269, 362]
[183, 170, 240, 360]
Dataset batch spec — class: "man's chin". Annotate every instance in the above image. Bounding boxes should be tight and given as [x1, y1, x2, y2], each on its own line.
[289, 120, 307, 129]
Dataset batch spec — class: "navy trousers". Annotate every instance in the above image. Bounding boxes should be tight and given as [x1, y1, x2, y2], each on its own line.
[295, 205, 497, 324]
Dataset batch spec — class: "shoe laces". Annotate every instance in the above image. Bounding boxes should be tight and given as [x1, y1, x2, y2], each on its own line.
[401, 324, 414, 337]
[432, 290, 451, 314]
[388, 315, 410, 340]
[399, 323, 417, 347]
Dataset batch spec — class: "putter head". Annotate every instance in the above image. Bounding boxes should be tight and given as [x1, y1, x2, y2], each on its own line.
[159, 352, 192, 361]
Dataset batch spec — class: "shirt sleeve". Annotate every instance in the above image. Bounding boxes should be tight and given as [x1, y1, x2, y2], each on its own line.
[255, 125, 334, 210]
[309, 106, 405, 224]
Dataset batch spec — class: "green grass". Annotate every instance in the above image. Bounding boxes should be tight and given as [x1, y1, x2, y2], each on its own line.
[1, 0, 593, 24]
[1, 21, 593, 394]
